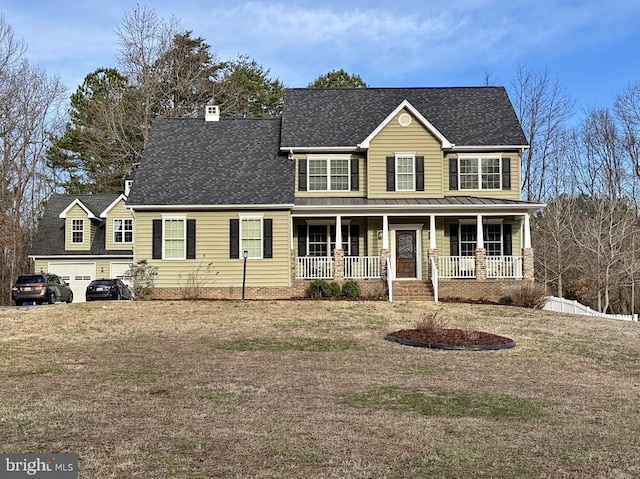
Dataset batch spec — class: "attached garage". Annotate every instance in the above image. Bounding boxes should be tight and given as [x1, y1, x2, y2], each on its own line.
[110, 262, 134, 289]
[48, 262, 95, 303]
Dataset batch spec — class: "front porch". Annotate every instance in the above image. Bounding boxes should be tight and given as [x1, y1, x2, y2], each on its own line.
[291, 211, 536, 301]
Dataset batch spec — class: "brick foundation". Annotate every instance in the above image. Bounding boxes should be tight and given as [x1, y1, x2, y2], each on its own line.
[151, 286, 293, 300]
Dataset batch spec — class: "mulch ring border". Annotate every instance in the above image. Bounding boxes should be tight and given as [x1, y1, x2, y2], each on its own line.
[384, 331, 516, 351]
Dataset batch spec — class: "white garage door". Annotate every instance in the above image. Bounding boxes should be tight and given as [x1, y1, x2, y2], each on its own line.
[110, 262, 134, 289]
[48, 263, 95, 303]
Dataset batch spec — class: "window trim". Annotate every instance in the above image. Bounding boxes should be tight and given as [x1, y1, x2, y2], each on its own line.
[239, 214, 264, 260]
[457, 222, 505, 257]
[113, 218, 134, 244]
[161, 215, 186, 260]
[306, 155, 351, 192]
[71, 219, 84, 243]
[395, 153, 416, 192]
[458, 154, 503, 191]
[303, 220, 352, 257]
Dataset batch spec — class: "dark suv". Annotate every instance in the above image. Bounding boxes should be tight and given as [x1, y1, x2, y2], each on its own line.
[11, 273, 74, 306]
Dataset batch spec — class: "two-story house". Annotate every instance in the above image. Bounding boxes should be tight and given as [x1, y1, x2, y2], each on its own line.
[122, 87, 544, 301]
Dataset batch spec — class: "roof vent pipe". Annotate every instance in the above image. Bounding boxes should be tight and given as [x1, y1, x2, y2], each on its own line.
[205, 105, 220, 121]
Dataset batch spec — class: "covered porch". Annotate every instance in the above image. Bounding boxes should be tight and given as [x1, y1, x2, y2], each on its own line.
[290, 197, 543, 300]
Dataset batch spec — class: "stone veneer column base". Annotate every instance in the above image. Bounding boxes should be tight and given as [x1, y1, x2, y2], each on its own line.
[523, 248, 535, 281]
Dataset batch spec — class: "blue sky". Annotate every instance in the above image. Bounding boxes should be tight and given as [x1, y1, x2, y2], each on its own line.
[3, 0, 640, 113]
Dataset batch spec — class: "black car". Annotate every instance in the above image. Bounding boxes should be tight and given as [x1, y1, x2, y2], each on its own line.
[12, 273, 74, 306]
[86, 279, 133, 301]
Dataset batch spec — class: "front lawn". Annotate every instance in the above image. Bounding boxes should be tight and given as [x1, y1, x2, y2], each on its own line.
[1, 301, 639, 478]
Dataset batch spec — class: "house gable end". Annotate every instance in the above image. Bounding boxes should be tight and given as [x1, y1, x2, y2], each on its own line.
[58, 198, 96, 219]
[359, 100, 453, 149]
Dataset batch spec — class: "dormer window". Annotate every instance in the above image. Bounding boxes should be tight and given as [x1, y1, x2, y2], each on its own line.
[114, 219, 133, 243]
[72, 219, 84, 243]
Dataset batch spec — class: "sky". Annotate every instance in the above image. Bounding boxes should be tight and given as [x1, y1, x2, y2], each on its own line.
[2, 0, 640, 115]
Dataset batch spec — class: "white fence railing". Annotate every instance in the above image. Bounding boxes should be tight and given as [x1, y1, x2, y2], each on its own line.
[487, 256, 523, 279]
[345, 256, 381, 279]
[296, 257, 334, 279]
[438, 256, 476, 278]
[543, 296, 638, 321]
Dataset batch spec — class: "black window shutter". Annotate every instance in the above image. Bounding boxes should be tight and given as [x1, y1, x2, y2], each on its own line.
[298, 159, 307, 191]
[503, 223, 513, 256]
[416, 156, 424, 191]
[263, 219, 273, 258]
[350, 224, 359, 256]
[186, 219, 196, 259]
[502, 158, 511, 190]
[386, 156, 395, 191]
[449, 158, 458, 190]
[449, 223, 459, 256]
[152, 220, 162, 259]
[350, 158, 359, 191]
[297, 224, 307, 257]
[230, 219, 239, 259]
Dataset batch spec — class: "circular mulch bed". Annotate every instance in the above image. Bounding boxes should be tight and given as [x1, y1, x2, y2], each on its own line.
[385, 328, 516, 351]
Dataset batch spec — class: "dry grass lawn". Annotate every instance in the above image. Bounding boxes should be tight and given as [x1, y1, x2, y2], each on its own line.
[1, 300, 639, 478]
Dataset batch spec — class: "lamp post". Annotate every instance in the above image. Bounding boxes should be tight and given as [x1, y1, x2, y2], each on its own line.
[242, 250, 248, 301]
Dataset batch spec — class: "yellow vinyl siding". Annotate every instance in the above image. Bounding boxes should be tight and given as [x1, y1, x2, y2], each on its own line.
[441, 219, 522, 256]
[443, 153, 522, 200]
[134, 211, 291, 287]
[105, 200, 134, 250]
[65, 205, 91, 251]
[294, 155, 367, 198]
[367, 109, 443, 198]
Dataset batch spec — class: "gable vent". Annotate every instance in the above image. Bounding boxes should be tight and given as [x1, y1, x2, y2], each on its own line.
[205, 105, 220, 121]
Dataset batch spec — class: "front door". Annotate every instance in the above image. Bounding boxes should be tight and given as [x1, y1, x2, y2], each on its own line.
[396, 230, 416, 278]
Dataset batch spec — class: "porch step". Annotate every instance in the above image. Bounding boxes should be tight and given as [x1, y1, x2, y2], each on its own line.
[391, 280, 435, 302]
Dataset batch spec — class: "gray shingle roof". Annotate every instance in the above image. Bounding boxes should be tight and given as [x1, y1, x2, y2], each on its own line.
[31, 194, 133, 257]
[127, 118, 294, 206]
[281, 87, 528, 148]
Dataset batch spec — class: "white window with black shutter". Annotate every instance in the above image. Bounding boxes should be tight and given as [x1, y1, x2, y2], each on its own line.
[296, 222, 359, 257]
[451, 154, 511, 191]
[298, 155, 359, 192]
[386, 154, 424, 192]
[229, 215, 273, 259]
[450, 221, 513, 257]
[152, 215, 196, 260]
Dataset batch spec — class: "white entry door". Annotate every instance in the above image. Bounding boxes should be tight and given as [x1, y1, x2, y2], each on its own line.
[48, 263, 95, 303]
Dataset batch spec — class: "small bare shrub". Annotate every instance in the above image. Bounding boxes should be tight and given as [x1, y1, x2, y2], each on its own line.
[179, 262, 219, 299]
[508, 282, 547, 309]
[415, 310, 447, 332]
[126, 259, 158, 300]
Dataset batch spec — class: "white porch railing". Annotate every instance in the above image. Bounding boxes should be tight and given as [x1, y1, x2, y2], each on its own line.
[487, 256, 523, 279]
[345, 256, 381, 279]
[430, 256, 439, 302]
[386, 257, 393, 302]
[438, 256, 476, 278]
[296, 257, 334, 279]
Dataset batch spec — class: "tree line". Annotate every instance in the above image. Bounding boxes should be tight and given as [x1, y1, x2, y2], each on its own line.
[1, 5, 639, 313]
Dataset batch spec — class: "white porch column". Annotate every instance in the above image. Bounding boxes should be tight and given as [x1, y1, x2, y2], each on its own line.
[429, 215, 437, 249]
[523, 213, 532, 249]
[476, 214, 484, 249]
[382, 215, 389, 250]
[335, 215, 343, 249]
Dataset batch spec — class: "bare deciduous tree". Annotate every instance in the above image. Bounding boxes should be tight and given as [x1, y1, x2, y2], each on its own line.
[510, 66, 574, 201]
[0, 15, 66, 304]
